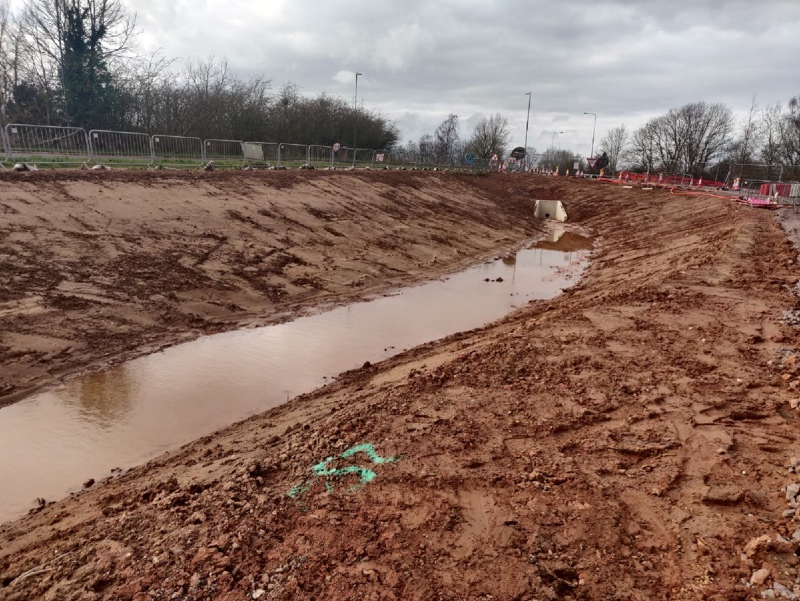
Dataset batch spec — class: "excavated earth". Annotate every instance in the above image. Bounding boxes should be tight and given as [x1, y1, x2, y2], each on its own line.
[3, 173, 800, 600]
[0, 170, 544, 405]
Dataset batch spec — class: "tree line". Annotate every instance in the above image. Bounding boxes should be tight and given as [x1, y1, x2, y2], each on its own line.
[599, 97, 800, 182]
[395, 112, 532, 165]
[0, 0, 400, 148]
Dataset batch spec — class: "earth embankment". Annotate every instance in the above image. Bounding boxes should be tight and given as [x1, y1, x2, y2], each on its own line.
[0, 170, 547, 405]
[3, 176, 800, 599]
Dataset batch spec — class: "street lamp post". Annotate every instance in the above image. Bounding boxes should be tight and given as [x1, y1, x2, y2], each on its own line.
[583, 112, 597, 159]
[353, 72, 362, 166]
[524, 92, 531, 170]
[551, 131, 563, 149]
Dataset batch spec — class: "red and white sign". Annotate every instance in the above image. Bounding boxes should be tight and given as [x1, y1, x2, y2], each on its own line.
[375, 153, 385, 162]
[490, 154, 499, 162]
[586, 158, 598, 169]
[333, 143, 341, 152]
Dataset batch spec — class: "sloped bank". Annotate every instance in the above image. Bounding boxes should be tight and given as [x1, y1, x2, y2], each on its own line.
[3, 179, 799, 599]
[0, 170, 547, 405]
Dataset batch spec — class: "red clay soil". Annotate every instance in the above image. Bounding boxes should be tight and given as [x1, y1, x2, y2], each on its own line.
[0, 170, 545, 405]
[3, 175, 800, 600]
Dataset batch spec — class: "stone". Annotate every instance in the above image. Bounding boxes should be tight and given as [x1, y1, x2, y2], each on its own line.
[745, 535, 771, 558]
[772, 582, 797, 599]
[751, 568, 770, 586]
[703, 484, 743, 505]
[252, 589, 266, 599]
[787, 484, 800, 502]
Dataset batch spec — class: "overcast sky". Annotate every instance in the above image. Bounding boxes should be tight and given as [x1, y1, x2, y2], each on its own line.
[24, 0, 800, 156]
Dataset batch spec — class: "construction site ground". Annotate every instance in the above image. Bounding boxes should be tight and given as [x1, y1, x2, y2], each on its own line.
[2, 172, 800, 600]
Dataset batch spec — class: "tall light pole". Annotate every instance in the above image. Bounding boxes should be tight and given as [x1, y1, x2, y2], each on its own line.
[584, 112, 597, 159]
[524, 92, 531, 170]
[352, 72, 362, 165]
[551, 131, 563, 149]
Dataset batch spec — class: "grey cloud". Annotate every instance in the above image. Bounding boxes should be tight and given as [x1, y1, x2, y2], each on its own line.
[119, 0, 800, 152]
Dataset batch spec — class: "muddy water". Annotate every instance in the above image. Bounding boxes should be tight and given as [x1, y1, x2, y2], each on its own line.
[0, 230, 590, 522]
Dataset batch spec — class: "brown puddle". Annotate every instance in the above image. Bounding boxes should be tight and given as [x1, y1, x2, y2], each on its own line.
[0, 231, 591, 522]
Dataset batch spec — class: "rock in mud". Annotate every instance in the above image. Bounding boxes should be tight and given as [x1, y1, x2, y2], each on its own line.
[702, 484, 744, 505]
[751, 568, 771, 586]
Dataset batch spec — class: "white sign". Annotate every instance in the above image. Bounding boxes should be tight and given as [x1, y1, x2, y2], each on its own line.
[573, 161, 579, 170]
[490, 153, 499, 161]
[333, 143, 341, 152]
[375, 153, 385, 162]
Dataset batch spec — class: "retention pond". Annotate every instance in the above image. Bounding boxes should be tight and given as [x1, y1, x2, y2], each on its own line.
[0, 229, 592, 522]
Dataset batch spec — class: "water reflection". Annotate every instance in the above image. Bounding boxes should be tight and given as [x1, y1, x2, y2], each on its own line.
[0, 239, 590, 522]
[62, 369, 137, 428]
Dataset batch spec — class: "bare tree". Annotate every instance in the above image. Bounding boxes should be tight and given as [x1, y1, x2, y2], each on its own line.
[465, 113, 512, 160]
[629, 101, 734, 176]
[733, 96, 763, 166]
[629, 120, 658, 173]
[782, 96, 800, 168]
[598, 124, 629, 173]
[418, 133, 435, 157]
[540, 148, 582, 174]
[433, 113, 460, 160]
[0, 0, 15, 124]
[760, 102, 783, 173]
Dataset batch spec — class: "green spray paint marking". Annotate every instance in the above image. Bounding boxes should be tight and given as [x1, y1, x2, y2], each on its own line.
[287, 443, 396, 499]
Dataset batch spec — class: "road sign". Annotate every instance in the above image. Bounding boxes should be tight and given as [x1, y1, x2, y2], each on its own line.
[573, 161, 579, 170]
[490, 154, 499, 162]
[587, 158, 598, 169]
[510, 146, 526, 159]
[465, 153, 474, 161]
[333, 143, 341, 152]
[375, 153, 385, 162]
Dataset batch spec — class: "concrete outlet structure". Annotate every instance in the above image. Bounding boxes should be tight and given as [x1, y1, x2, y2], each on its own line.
[534, 200, 568, 222]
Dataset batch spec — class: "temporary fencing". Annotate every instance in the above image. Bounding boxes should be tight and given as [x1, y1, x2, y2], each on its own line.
[5, 124, 90, 165]
[0, 121, 495, 171]
[278, 143, 308, 167]
[204, 139, 244, 166]
[372, 150, 389, 167]
[308, 145, 333, 168]
[243, 142, 279, 166]
[152, 135, 204, 167]
[330, 146, 352, 169]
[353, 148, 374, 168]
[89, 130, 153, 166]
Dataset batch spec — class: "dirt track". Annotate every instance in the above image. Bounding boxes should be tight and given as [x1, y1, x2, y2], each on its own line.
[0, 170, 546, 405]
[3, 174, 800, 600]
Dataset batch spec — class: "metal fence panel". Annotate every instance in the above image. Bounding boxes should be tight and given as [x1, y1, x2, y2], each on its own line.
[417, 154, 439, 168]
[243, 142, 279, 166]
[385, 149, 415, 168]
[372, 149, 389, 167]
[278, 143, 308, 167]
[308, 145, 333, 168]
[89, 130, 153, 166]
[204, 139, 244, 166]
[353, 148, 374, 168]
[151, 134, 204, 167]
[0, 128, 9, 166]
[5, 124, 90, 165]
[332, 146, 355, 168]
